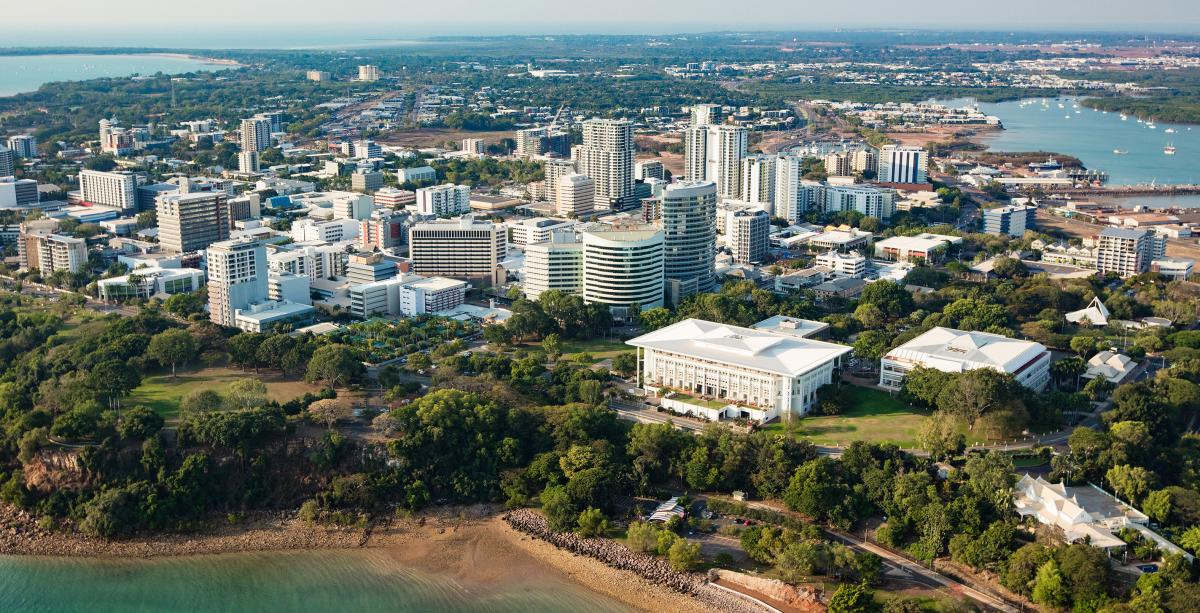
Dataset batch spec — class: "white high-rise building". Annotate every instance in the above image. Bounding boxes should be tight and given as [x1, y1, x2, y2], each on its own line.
[728, 208, 770, 265]
[577, 119, 636, 210]
[876, 145, 928, 184]
[690, 104, 723, 127]
[740, 155, 777, 215]
[207, 238, 268, 327]
[416, 184, 471, 216]
[1097, 227, 1163, 278]
[635, 160, 665, 181]
[462, 138, 485, 155]
[543, 158, 576, 203]
[306, 70, 331, 82]
[358, 65, 380, 81]
[523, 232, 585, 301]
[659, 180, 718, 304]
[78, 169, 137, 211]
[238, 150, 260, 173]
[557, 173, 595, 218]
[408, 216, 507, 286]
[19, 229, 87, 274]
[0, 177, 38, 208]
[240, 117, 272, 153]
[684, 124, 747, 199]
[6, 135, 37, 159]
[582, 223, 664, 315]
[823, 184, 897, 220]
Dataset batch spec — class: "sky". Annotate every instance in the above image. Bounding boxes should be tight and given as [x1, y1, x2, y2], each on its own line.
[5, 0, 1200, 48]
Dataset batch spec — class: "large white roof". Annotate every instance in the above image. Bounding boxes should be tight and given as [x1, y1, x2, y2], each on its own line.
[885, 326, 1046, 374]
[627, 318, 851, 377]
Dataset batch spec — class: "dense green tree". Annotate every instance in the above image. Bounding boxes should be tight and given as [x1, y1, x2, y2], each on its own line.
[147, 328, 197, 377]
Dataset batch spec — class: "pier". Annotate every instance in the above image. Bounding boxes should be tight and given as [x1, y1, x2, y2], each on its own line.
[1056, 184, 1200, 197]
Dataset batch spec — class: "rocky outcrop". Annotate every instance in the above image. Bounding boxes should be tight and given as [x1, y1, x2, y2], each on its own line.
[504, 509, 768, 613]
[710, 568, 825, 611]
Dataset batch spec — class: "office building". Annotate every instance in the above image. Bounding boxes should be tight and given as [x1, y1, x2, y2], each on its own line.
[349, 274, 468, 318]
[306, 70, 331, 82]
[408, 216, 506, 286]
[226, 195, 260, 225]
[98, 267, 205, 301]
[374, 187, 416, 209]
[982, 204, 1036, 237]
[873, 233, 959, 263]
[727, 208, 770, 264]
[238, 150, 260, 173]
[157, 190, 230, 254]
[360, 210, 407, 251]
[1097, 227, 1163, 278]
[350, 139, 382, 160]
[6, 135, 37, 159]
[659, 180, 718, 305]
[823, 184, 897, 220]
[876, 145, 929, 184]
[396, 166, 437, 184]
[207, 238, 269, 327]
[543, 158, 576, 203]
[740, 155, 777, 214]
[290, 218, 359, 243]
[581, 222, 664, 315]
[635, 160, 665, 181]
[416, 184, 471, 216]
[268, 271, 311, 304]
[577, 119, 636, 210]
[347, 252, 397, 285]
[234, 300, 315, 333]
[684, 124, 747, 199]
[240, 117, 272, 153]
[523, 234, 585, 301]
[0, 146, 12, 177]
[358, 65, 380, 81]
[879, 327, 1051, 392]
[627, 318, 851, 423]
[557, 173, 595, 218]
[78, 169, 137, 211]
[0, 177, 39, 208]
[814, 250, 867, 278]
[508, 217, 577, 247]
[1151, 258, 1194, 280]
[351, 170, 384, 193]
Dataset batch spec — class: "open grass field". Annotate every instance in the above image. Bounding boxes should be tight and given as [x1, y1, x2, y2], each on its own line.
[762, 386, 992, 448]
[128, 366, 322, 420]
[560, 338, 630, 358]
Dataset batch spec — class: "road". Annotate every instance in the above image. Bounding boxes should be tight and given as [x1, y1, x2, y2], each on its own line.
[741, 500, 1020, 613]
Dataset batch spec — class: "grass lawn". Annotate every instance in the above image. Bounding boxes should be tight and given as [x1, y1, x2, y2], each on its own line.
[560, 338, 630, 359]
[128, 366, 322, 420]
[761, 386, 990, 448]
[668, 391, 732, 410]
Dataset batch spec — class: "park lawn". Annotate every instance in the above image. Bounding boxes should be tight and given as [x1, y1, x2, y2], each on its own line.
[128, 366, 322, 421]
[560, 338, 630, 358]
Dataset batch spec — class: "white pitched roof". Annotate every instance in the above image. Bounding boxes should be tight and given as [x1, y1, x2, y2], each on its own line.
[885, 327, 1047, 374]
[627, 318, 851, 377]
[1066, 297, 1110, 326]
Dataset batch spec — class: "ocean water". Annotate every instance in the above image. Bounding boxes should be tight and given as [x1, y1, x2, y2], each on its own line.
[0, 549, 632, 613]
[933, 97, 1200, 186]
[0, 54, 227, 97]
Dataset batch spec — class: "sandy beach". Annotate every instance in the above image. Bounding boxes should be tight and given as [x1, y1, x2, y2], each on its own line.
[0, 503, 719, 613]
[153, 52, 243, 67]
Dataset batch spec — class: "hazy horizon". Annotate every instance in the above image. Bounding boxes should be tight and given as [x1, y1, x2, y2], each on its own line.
[4, 0, 1200, 49]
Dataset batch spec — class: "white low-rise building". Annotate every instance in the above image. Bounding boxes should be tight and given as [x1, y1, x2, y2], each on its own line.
[814, 250, 867, 278]
[1151, 257, 1194, 280]
[1014, 475, 1192, 561]
[879, 326, 1050, 391]
[1083, 350, 1137, 384]
[627, 318, 852, 423]
[874, 233, 960, 263]
[97, 267, 205, 301]
[234, 300, 316, 333]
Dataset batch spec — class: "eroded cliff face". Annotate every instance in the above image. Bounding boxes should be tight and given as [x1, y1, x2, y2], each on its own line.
[23, 450, 87, 493]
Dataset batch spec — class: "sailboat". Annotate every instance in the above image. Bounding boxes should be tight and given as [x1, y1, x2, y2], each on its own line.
[1120, 114, 1128, 120]
[1165, 128, 1176, 134]
[1113, 149, 1128, 155]
[1164, 143, 1177, 155]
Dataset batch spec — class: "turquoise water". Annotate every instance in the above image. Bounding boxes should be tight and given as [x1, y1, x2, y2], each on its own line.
[0, 54, 227, 97]
[0, 550, 632, 613]
[934, 97, 1200, 186]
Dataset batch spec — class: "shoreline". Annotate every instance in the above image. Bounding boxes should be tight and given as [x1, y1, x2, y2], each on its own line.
[0, 503, 728, 613]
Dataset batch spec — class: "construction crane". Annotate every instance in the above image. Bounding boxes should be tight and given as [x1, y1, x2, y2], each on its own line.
[547, 104, 567, 133]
